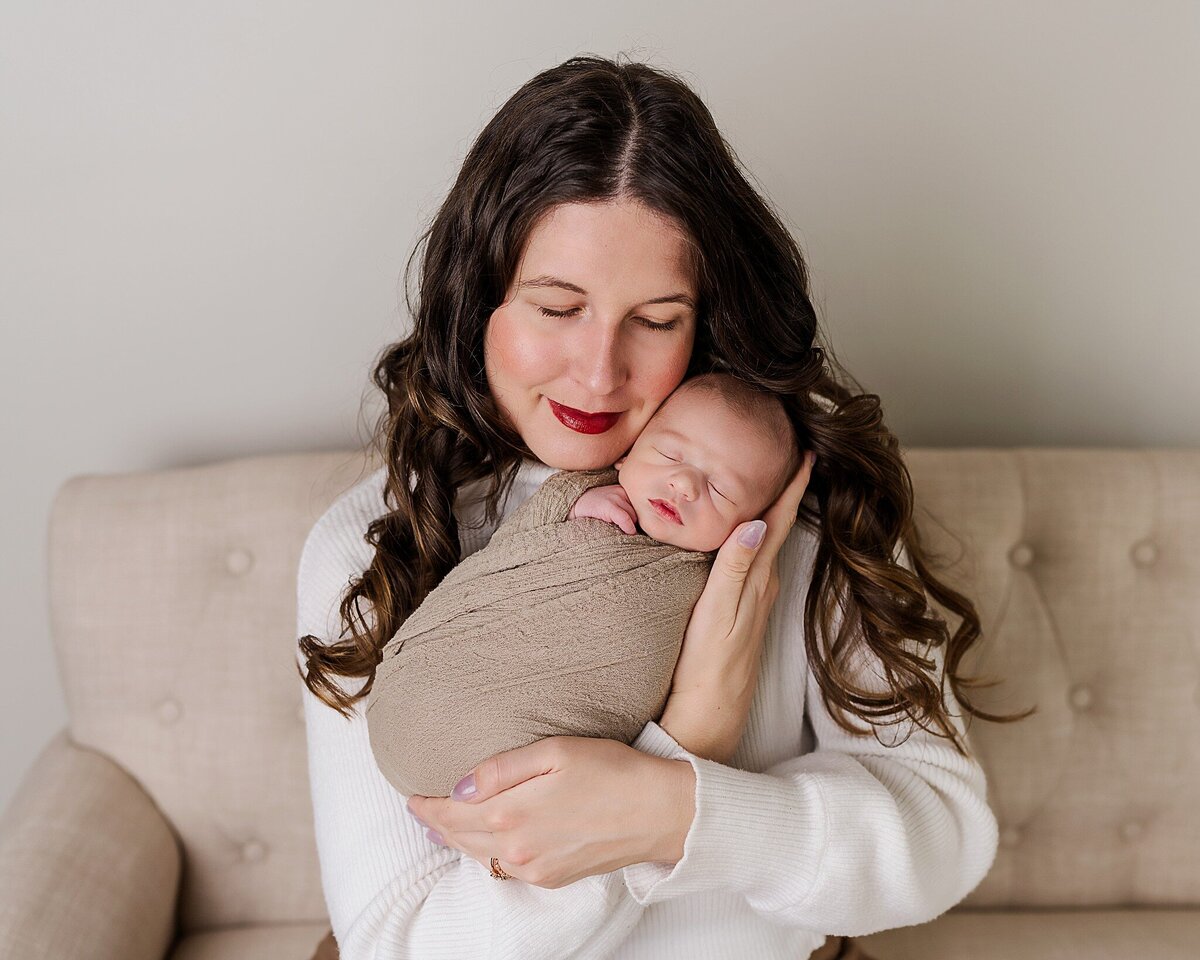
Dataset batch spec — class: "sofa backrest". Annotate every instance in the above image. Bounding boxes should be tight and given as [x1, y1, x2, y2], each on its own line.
[904, 449, 1200, 908]
[45, 448, 1200, 928]
[48, 450, 377, 934]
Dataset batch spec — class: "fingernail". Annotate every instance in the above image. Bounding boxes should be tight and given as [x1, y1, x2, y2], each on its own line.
[426, 829, 446, 845]
[451, 773, 476, 801]
[738, 521, 766, 548]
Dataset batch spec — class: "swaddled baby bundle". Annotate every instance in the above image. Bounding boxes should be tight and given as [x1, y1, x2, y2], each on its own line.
[366, 467, 715, 797]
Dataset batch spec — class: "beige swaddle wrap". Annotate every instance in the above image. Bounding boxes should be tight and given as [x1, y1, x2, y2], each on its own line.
[366, 467, 715, 797]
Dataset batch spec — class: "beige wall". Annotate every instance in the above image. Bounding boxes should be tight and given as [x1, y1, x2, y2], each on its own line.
[2, 1, 1197, 808]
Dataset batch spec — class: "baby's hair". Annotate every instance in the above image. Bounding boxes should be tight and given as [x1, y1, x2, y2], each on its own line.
[668, 372, 803, 509]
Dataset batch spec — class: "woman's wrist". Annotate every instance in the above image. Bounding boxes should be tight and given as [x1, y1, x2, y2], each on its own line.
[658, 676, 756, 766]
[646, 757, 696, 864]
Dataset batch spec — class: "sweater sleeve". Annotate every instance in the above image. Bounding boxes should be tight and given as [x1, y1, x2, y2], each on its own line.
[619, 542, 999, 937]
[298, 470, 660, 960]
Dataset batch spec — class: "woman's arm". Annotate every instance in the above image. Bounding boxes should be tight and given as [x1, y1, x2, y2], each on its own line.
[619, 543, 999, 937]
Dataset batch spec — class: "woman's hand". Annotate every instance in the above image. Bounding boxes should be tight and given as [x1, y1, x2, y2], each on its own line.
[659, 450, 817, 764]
[405, 735, 695, 888]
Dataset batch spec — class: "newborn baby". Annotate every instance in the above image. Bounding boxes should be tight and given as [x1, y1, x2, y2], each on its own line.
[366, 372, 803, 797]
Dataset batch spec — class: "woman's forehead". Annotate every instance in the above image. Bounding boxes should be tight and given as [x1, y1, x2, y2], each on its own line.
[517, 200, 696, 295]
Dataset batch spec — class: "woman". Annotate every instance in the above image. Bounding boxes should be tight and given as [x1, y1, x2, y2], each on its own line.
[297, 55, 1022, 960]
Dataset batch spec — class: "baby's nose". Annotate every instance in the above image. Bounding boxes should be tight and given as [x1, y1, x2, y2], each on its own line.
[669, 473, 699, 499]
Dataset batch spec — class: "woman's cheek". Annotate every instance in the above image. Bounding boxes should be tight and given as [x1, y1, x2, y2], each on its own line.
[487, 307, 557, 386]
[650, 348, 692, 402]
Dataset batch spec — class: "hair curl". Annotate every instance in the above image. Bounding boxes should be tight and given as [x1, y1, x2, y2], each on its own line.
[298, 54, 1031, 756]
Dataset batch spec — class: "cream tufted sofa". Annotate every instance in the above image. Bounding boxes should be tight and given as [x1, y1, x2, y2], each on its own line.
[1, 448, 1196, 959]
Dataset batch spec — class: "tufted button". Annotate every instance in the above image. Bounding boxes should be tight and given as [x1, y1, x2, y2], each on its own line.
[1068, 684, 1094, 712]
[156, 698, 182, 724]
[241, 839, 268, 862]
[225, 548, 254, 576]
[1130, 540, 1158, 567]
[1118, 820, 1145, 842]
[1008, 543, 1035, 568]
[999, 825, 1021, 848]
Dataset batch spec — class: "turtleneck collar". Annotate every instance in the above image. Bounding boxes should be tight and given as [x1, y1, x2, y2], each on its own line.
[514, 457, 561, 495]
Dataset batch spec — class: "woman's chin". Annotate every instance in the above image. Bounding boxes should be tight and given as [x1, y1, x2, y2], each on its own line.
[529, 434, 628, 471]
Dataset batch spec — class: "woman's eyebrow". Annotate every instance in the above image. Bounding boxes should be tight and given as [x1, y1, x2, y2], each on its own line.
[518, 275, 696, 309]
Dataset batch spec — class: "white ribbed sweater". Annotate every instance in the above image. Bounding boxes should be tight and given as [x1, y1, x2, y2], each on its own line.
[297, 458, 998, 960]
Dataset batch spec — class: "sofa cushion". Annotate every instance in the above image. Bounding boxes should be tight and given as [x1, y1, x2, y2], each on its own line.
[860, 908, 1200, 959]
[170, 922, 332, 960]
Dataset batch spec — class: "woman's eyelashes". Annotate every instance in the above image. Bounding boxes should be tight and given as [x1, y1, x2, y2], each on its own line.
[537, 305, 679, 332]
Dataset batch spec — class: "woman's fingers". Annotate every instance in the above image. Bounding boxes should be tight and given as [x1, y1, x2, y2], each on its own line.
[407, 736, 558, 833]
[407, 737, 673, 887]
[714, 519, 767, 581]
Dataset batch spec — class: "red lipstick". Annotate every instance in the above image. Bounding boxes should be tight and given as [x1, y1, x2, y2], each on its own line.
[650, 498, 683, 525]
[548, 399, 620, 434]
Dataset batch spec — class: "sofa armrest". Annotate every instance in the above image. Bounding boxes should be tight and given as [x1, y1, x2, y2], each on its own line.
[0, 730, 180, 960]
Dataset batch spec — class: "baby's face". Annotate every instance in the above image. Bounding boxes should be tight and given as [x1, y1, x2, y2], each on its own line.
[615, 389, 786, 552]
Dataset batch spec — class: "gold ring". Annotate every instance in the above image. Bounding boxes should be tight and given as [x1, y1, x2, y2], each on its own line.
[489, 856, 513, 880]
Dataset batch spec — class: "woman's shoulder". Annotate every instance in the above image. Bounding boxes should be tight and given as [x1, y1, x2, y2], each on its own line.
[298, 458, 554, 580]
[296, 465, 390, 632]
[301, 464, 390, 560]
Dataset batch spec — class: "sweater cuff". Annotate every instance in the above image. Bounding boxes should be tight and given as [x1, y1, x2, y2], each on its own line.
[628, 720, 692, 761]
[622, 728, 827, 907]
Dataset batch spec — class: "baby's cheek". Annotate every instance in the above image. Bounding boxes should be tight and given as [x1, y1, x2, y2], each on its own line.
[680, 508, 725, 553]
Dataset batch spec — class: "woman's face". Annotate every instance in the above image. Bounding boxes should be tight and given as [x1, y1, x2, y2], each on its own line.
[484, 199, 698, 470]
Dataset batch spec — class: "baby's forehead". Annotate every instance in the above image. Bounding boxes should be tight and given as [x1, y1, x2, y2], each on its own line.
[650, 390, 757, 435]
[647, 404, 781, 475]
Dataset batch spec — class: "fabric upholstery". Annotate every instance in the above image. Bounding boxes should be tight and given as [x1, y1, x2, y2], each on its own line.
[45, 450, 377, 934]
[901, 449, 1200, 908]
[170, 923, 335, 960]
[861, 908, 1200, 958]
[1, 446, 1192, 956]
[0, 729, 179, 959]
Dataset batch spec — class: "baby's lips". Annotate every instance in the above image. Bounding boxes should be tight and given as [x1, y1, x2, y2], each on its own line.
[649, 498, 683, 524]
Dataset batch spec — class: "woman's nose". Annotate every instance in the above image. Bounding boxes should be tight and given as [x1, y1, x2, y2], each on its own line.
[573, 323, 628, 399]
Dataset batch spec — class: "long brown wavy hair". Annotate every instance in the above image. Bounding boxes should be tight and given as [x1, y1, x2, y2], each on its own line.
[298, 54, 1031, 757]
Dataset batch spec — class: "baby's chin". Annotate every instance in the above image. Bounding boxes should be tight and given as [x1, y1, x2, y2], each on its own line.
[643, 522, 728, 553]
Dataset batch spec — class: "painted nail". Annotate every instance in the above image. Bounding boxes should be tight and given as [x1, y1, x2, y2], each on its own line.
[452, 773, 476, 801]
[738, 521, 766, 548]
[426, 829, 446, 845]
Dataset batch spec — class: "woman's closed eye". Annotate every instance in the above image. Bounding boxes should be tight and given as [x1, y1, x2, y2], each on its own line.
[537, 305, 679, 332]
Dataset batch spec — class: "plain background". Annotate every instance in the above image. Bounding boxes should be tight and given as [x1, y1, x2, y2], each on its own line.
[2, 1, 1197, 810]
